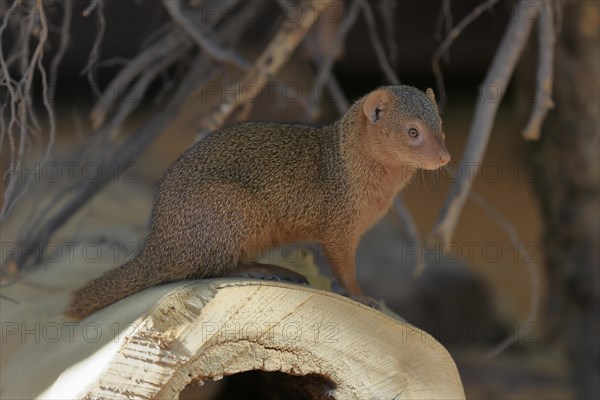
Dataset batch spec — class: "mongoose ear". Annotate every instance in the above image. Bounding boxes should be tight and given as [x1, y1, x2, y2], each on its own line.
[426, 88, 437, 105]
[363, 89, 389, 124]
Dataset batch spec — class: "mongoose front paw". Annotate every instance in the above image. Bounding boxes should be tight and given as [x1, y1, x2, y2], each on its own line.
[350, 294, 382, 310]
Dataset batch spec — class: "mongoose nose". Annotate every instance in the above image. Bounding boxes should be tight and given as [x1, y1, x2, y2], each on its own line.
[439, 151, 451, 165]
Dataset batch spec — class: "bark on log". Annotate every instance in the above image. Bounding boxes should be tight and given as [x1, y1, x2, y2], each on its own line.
[39, 280, 465, 400]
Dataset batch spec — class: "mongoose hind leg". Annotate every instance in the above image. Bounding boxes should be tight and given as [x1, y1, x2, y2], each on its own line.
[224, 262, 308, 285]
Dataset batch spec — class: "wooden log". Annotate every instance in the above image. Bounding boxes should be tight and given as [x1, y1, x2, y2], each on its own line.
[38, 279, 465, 400]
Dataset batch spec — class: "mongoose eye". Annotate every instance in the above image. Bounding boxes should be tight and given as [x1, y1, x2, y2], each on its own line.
[408, 128, 419, 138]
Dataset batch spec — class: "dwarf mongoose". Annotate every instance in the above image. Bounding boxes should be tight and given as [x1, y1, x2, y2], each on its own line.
[65, 85, 450, 319]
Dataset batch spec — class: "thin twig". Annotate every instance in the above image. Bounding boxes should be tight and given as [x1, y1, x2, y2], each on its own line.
[82, 0, 99, 17]
[0, 294, 19, 304]
[81, 0, 105, 98]
[435, 0, 453, 64]
[432, 0, 500, 111]
[102, 44, 190, 138]
[35, 0, 56, 170]
[18, 1, 34, 77]
[97, 57, 130, 68]
[162, 0, 249, 70]
[358, 0, 399, 84]
[324, 75, 350, 117]
[430, 0, 539, 246]
[90, 30, 189, 128]
[393, 196, 425, 277]
[0, 0, 22, 152]
[49, 0, 72, 100]
[523, 2, 555, 141]
[467, 191, 541, 359]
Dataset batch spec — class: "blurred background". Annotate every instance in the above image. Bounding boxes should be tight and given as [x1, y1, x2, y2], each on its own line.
[1, 0, 598, 399]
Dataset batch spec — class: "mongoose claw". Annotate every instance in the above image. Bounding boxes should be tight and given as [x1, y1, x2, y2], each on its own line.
[330, 278, 381, 309]
[228, 263, 309, 285]
[349, 294, 382, 310]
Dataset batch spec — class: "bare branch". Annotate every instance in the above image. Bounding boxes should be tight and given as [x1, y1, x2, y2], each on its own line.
[49, 0, 73, 100]
[35, 0, 57, 166]
[90, 30, 189, 128]
[324, 75, 350, 117]
[358, 0, 399, 84]
[18, 1, 34, 77]
[0, 294, 19, 303]
[81, 0, 105, 98]
[306, 0, 361, 120]
[82, 0, 99, 17]
[467, 192, 541, 359]
[0, 0, 56, 221]
[162, 0, 249, 70]
[430, 0, 539, 245]
[523, 2, 555, 141]
[434, 0, 452, 64]
[277, 0, 350, 119]
[2, 53, 206, 276]
[199, 0, 325, 137]
[432, 0, 500, 111]
[393, 196, 425, 277]
[103, 45, 190, 138]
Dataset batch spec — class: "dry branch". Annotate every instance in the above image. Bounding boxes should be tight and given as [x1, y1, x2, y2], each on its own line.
[434, 0, 453, 54]
[90, 29, 189, 128]
[102, 44, 191, 137]
[81, 0, 105, 98]
[0, 0, 56, 221]
[305, 0, 360, 119]
[429, 0, 539, 245]
[2, 53, 207, 277]
[198, 0, 324, 137]
[393, 196, 425, 277]
[162, 0, 249, 70]
[432, 0, 500, 111]
[467, 191, 541, 359]
[323, 75, 350, 116]
[522, 1, 556, 140]
[48, 0, 73, 100]
[358, 0, 399, 85]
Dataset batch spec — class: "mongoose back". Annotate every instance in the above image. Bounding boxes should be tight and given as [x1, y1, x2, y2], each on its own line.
[65, 85, 450, 319]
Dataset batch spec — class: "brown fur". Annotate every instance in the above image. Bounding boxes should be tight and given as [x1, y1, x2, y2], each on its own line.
[65, 85, 450, 319]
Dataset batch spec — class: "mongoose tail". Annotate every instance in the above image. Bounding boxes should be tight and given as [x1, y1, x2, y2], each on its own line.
[64, 258, 155, 319]
[65, 259, 308, 319]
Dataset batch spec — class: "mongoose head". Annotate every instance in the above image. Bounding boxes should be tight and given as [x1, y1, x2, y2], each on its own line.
[361, 85, 450, 170]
